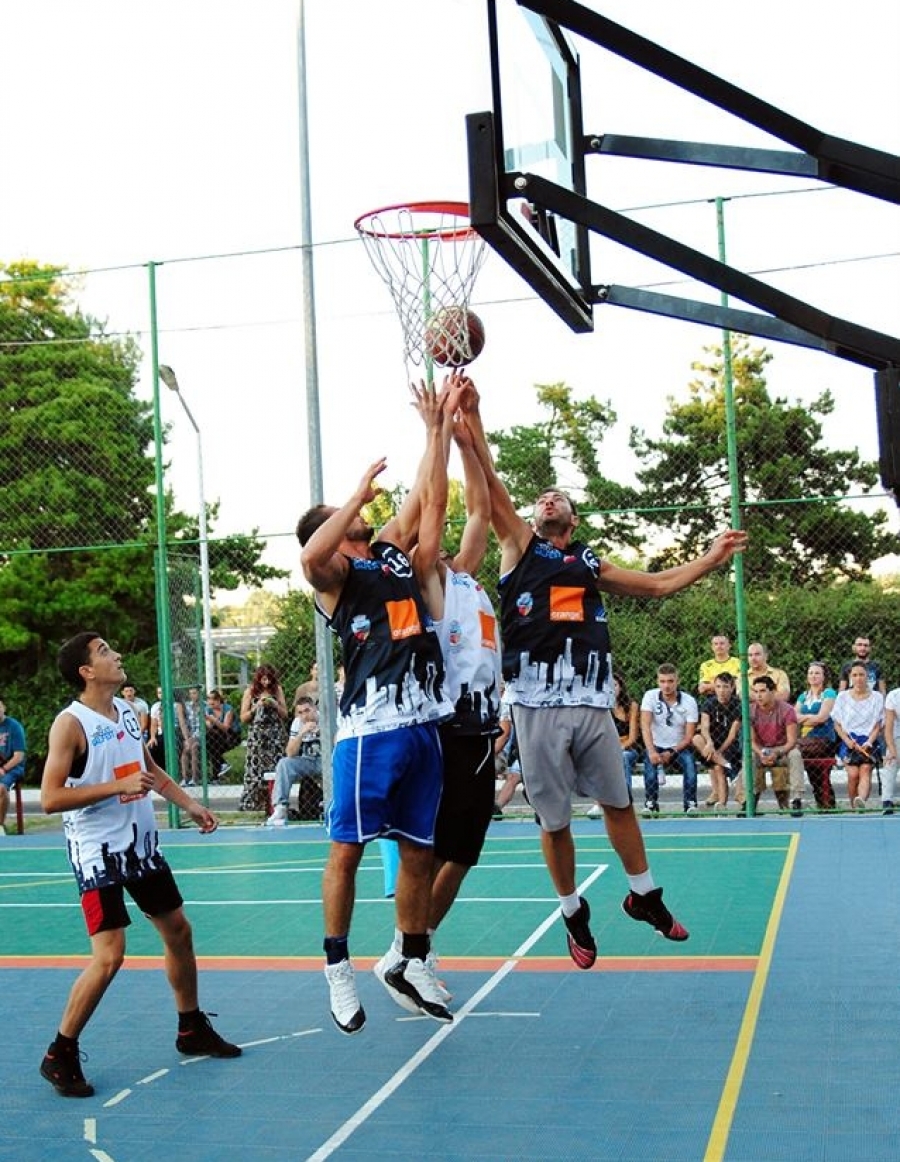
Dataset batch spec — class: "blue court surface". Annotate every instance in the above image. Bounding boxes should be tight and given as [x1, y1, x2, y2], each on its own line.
[2, 816, 899, 1161]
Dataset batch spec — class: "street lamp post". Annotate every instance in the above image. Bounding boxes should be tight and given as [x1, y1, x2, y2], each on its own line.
[158, 364, 215, 694]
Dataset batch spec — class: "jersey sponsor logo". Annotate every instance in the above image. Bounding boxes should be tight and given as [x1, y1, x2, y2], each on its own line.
[549, 585, 585, 622]
[350, 614, 371, 642]
[534, 541, 563, 560]
[90, 723, 116, 747]
[479, 610, 498, 650]
[122, 707, 142, 741]
[385, 597, 422, 640]
[448, 619, 463, 648]
[516, 591, 534, 617]
[114, 759, 146, 803]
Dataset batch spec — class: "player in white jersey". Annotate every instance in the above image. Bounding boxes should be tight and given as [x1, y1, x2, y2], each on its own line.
[39, 632, 240, 1099]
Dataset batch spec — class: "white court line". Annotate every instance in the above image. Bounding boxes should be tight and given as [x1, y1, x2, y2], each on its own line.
[83, 1118, 97, 1144]
[305, 863, 608, 1162]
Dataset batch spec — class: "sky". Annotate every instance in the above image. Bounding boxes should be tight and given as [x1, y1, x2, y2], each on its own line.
[1, 0, 898, 590]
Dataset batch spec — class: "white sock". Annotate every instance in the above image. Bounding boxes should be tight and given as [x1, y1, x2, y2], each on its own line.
[627, 870, 655, 896]
[559, 892, 582, 918]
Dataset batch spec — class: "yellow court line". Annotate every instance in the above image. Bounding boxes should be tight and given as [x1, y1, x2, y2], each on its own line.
[703, 830, 800, 1161]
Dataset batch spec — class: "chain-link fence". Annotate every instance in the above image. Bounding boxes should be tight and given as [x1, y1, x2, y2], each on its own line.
[1, 249, 898, 821]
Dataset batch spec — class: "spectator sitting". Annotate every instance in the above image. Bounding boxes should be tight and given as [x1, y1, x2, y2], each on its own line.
[881, 685, 900, 815]
[697, 634, 741, 697]
[179, 686, 203, 788]
[838, 635, 887, 695]
[748, 676, 804, 814]
[747, 642, 791, 702]
[831, 662, 885, 811]
[0, 697, 26, 836]
[612, 671, 641, 792]
[266, 696, 322, 827]
[204, 689, 237, 782]
[794, 662, 838, 809]
[121, 684, 150, 741]
[693, 672, 741, 810]
[640, 664, 700, 816]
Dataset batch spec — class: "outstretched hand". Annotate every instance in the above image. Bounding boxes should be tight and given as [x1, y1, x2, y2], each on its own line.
[353, 457, 388, 507]
[707, 529, 749, 563]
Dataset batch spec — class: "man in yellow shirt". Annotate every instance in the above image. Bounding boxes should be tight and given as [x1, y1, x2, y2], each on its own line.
[697, 634, 741, 696]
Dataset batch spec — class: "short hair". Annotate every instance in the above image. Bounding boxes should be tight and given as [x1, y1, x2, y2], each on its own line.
[657, 662, 678, 678]
[752, 675, 776, 691]
[713, 671, 736, 686]
[295, 695, 315, 708]
[536, 488, 578, 517]
[296, 505, 334, 546]
[58, 631, 103, 691]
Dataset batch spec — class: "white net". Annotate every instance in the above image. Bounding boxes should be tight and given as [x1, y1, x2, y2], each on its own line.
[354, 202, 487, 372]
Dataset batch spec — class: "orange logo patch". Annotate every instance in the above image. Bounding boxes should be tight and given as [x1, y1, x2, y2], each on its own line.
[114, 759, 146, 803]
[479, 610, 497, 650]
[549, 586, 585, 622]
[385, 597, 422, 640]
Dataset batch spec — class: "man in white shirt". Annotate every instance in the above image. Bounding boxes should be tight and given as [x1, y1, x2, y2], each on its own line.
[640, 664, 700, 816]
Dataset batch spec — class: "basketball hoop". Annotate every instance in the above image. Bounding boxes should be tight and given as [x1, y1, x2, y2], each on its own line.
[354, 200, 488, 372]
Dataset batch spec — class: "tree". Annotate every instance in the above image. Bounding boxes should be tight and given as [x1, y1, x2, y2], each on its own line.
[0, 261, 283, 766]
[487, 382, 642, 553]
[629, 337, 894, 585]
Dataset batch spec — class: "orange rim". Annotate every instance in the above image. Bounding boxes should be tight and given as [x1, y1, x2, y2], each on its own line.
[353, 200, 476, 242]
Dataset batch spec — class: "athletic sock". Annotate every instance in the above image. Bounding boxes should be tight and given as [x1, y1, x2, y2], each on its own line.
[559, 892, 582, 918]
[627, 870, 655, 896]
[323, 935, 350, 965]
[400, 933, 429, 961]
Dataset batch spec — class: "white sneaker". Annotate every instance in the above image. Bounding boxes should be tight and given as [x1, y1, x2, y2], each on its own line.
[425, 948, 452, 1004]
[384, 957, 453, 1023]
[373, 948, 421, 1014]
[266, 804, 288, 828]
[324, 959, 365, 1034]
[586, 804, 602, 818]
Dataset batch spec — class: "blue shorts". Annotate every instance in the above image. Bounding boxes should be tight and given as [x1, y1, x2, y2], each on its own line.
[328, 722, 443, 845]
[0, 770, 23, 791]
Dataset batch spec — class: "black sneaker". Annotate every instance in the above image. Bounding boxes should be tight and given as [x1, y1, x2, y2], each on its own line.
[622, 887, 689, 942]
[563, 897, 597, 969]
[883, 801, 895, 816]
[790, 799, 803, 818]
[176, 1012, 242, 1057]
[384, 957, 453, 1022]
[641, 801, 659, 818]
[40, 1041, 95, 1098]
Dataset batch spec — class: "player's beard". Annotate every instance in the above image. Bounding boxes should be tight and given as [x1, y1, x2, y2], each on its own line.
[346, 523, 374, 544]
[535, 513, 571, 540]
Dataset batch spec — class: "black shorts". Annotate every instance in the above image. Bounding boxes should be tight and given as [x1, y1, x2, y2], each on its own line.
[434, 727, 496, 868]
[80, 865, 184, 936]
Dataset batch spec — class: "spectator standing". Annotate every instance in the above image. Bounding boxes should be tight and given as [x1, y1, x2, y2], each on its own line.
[38, 632, 239, 1099]
[492, 690, 522, 818]
[179, 686, 203, 788]
[838, 636, 887, 695]
[266, 696, 322, 826]
[0, 698, 26, 837]
[694, 672, 742, 809]
[239, 665, 288, 812]
[640, 664, 700, 815]
[794, 662, 838, 809]
[747, 643, 791, 702]
[121, 684, 150, 741]
[697, 634, 741, 697]
[831, 662, 885, 810]
[748, 676, 803, 813]
[881, 685, 900, 814]
[293, 662, 320, 706]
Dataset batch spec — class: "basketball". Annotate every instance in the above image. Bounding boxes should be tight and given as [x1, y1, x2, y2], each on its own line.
[424, 307, 486, 367]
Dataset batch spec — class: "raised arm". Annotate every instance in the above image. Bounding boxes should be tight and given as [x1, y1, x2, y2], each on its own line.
[451, 403, 491, 578]
[300, 458, 386, 608]
[457, 379, 532, 574]
[406, 378, 452, 619]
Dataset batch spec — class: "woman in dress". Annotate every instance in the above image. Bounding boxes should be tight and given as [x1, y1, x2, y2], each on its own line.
[239, 664, 288, 812]
[831, 662, 885, 810]
[795, 661, 838, 809]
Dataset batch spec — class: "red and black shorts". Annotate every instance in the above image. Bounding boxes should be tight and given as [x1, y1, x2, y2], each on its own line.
[80, 866, 184, 936]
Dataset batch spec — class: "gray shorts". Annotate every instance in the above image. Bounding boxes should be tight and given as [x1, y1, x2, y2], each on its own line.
[511, 704, 631, 831]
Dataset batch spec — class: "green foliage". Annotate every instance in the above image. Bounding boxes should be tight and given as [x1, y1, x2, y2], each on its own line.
[263, 588, 337, 699]
[630, 337, 893, 583]
[487, 382, 642, 552]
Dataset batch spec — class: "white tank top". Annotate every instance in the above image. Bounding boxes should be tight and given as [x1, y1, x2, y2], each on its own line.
[436, 570, 502, 732]
[60, 698, 166, 893]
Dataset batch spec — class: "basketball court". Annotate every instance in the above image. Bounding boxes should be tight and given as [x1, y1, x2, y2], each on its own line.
[3, 814, 899, 1161]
